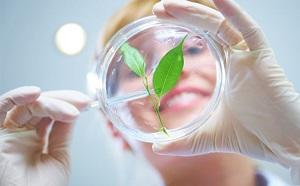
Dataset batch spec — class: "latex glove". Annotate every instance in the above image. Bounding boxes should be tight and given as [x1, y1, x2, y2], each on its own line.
[153, 0, 300, 183]
[0, 86, 90, 186]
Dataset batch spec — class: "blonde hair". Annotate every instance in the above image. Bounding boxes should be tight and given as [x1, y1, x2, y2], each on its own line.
[101, 0, 216, 45]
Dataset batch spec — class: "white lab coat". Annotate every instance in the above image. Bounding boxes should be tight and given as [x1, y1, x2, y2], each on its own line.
[73, 113, 290, 186]
[112, 148, 289, 186]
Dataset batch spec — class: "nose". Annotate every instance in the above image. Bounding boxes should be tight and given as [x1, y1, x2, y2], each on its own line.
[180, 57, 217, 86]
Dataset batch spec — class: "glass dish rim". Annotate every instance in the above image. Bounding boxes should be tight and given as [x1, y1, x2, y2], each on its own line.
[95, 16, 226, 143]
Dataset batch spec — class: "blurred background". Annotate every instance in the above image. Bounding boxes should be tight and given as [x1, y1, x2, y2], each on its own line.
[1, 0, 300, 185]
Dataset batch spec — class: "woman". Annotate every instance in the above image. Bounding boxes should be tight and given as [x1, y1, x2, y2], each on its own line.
[97, 0, 288, 185]
[0, 0, 298, 185]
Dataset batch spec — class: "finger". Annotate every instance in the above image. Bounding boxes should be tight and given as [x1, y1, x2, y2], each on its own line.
[35, 118, 73, 155]
[4, 108, 42, 129]
[32, 119, 62, 155]
[0, 86, 41, 126]
[26, 116, 42, 129]
[4, 96, 80, 129]
[49, 120, 72, 147]
[217, 20, 244, 46]
[152, 118, 218, 156]
[212, 0, 268, 50]
[162, 0, 224, 34]
[28, 96, 80, 123]
[35, 119, 54, 156]
[31, 95, 82, 155]
[155, 0, 243, 46]
[153, 1, 176, 20]
[152, 137, 193, 156]
[3, 106, 33, 128]
[4, 90, 89, 128]
[42, 90, 91, 111]
[48, 120, 73, 165]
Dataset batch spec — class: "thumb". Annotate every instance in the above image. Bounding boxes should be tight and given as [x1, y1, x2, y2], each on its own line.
[152, 135, 194, 156]
[152, 101, 234, 156]
[152, 118, 219, 156]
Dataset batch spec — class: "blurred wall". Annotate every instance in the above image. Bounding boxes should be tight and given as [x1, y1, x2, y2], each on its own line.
[1, 0, 300, 185]
[1, 0, 124, 92]
[1, 1, 126, 186]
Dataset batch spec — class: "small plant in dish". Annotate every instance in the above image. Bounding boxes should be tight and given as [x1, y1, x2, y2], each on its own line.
[120, 35, 187, 135]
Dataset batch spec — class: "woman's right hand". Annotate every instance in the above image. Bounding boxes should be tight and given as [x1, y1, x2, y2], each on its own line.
[152, 0, 300, 183]
[0, 86, 90, 186]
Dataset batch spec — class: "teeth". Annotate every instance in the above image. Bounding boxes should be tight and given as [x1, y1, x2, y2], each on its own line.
[166, 92, 198, 108]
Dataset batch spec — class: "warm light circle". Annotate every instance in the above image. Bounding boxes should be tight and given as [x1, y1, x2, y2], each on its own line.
[55, 23, 86, 55]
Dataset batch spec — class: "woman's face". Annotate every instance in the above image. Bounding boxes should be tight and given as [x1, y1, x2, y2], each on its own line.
[118, 33, 216, 132]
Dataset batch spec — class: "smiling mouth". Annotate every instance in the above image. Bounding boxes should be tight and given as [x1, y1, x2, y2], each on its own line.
[159, 87, 211, 113]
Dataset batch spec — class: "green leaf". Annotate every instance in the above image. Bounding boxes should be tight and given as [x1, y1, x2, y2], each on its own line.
[120, 42, 146, 77]
[153, 35, 187, 98]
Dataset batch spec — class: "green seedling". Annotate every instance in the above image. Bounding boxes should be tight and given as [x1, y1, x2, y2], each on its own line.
[120, 35, 187, 135]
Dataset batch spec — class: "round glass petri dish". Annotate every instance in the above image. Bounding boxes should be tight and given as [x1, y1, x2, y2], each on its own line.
[94, 16, 226, 143]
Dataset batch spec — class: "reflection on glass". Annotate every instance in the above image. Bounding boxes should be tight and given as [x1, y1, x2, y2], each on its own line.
[106, 26, 216, 133]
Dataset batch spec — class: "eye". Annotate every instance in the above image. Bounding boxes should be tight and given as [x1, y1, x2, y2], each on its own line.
[127, 71, 137, 78]
[185, 46, 203, 56]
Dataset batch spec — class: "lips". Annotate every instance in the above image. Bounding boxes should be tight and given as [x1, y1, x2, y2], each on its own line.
[159, 86, 211, 113]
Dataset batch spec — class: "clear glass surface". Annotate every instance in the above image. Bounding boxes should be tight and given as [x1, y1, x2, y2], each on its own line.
[94, 16, 226, 143]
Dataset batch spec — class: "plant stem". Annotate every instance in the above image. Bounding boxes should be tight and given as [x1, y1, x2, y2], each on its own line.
[143, 76, 168, 135]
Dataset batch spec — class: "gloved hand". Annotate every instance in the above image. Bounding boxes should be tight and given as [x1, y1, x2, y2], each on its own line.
[0, 86, 90, 186]
[153, 0, 300, 183]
